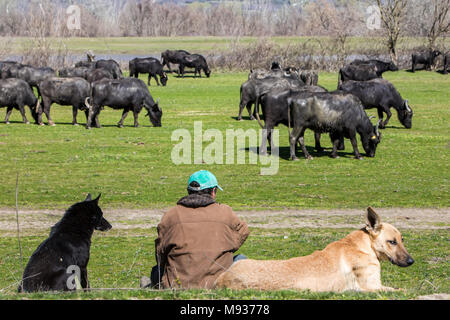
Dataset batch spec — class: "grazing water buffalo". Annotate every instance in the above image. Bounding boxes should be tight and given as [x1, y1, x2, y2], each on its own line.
[86, 68, 114, 83]
[238, 77, 304, 121]
[287, 92, 381, 160]
[0, 78, 39, 124]
[350, 59, 398, 77]
[94, 59, 123, 79]
[129, 57, 168, 86]
[338, 64, 379, 84]
[75, 61, 95, 69]
[338, 79, 413, 129]
[161, 50, 190, 74]
[85, 78, 162, 129]
[59, 67, 91, 79]
[178, 54, 211, 78]
[255, 85, 328, 155]
[37, 77, 91, 126]
[411, 50, 441, 72]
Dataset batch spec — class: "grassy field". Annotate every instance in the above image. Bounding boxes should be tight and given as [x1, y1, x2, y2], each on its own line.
[0, 70, 448, 210]
[0, 68, 448, 299]
[2, 36, 449, 55]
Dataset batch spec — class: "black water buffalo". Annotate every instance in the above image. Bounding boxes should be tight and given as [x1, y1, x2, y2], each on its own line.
[338, 78, 413, 129]
[86, 68, 114, 83]
[16, 66, 56, 89]
[287, 92, 381, 160]
[411, 50, 441, 72]
[129, 57, 168, 86]
[350, 59, 398, 77]
[94, 59, 123, 79]
[161, 50, 191, 74]
[178, 54, 211, 78]
[59, 67, 91, 79]
[238, 77, 304, 121]
[75, 61, 95, 68]
[338, 64, 379, 84]
[85, 78, 162, 129]
[0, 61, 23, 78]
[254, 85, 328, 155]
[0, 78, 39, 124]
[299, 70, 319, 86]
[443, 53, 449, 74]
[248, 68, 300, 81]
[37, 77, 91, 126]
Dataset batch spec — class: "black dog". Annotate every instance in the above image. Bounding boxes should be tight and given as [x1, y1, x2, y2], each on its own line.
[19, 194, 111, 292]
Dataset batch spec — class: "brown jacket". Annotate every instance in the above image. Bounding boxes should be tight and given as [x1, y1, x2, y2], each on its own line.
[155, 194, 249, 289]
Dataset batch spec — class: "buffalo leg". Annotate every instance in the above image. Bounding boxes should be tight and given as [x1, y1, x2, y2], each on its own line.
[154, 75, 160, 86]
[5, 106, 13, 124]
[330, 133, 341, 158]
[148, 74, 151, 86]
[18, 105, 29, 124]
[42, 97, 54, 126]
[260, 124, 274, 156]
[72, 106, 79, 125]
[133, 109, 139, 127]
[237, 99, 249, 121]
[349, 134, 362, 160]
[411, 58, 416, 73]
[118, 108, 130, 128]
[246, 102, 255, 120]
[380, 106, 391, 128]
[314, 132, 323, 151]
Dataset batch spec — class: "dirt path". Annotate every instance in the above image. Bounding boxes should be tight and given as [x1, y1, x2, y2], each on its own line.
[0, 207, 448, 236]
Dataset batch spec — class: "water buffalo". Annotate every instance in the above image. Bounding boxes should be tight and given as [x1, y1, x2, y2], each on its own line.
[178, 54, 211, 78]
[248, 68, 300, 81]
[161, 50, 190, 74]
[0, 78, 39, 124]
[86, 68, 114, 83]
[411, 50, 441, 72]
[299, 70, 319, 86]
[15, 66, 56, 90]
[59, 67, 91, 79]
[94, 59, 123, 79]
[238, 77, 305, 121]
[0, 61, 24, 79]
[129, 57, 168, 86]
[75, 61, 95, 69]
[350, 59, 398, 77]
[338, 79, 413, 129]
[85, 78, 162, 129]
[288, 92, 381, 160]
[37, 77, 91, 126]
[254, 85, 328, 155]
[338, 64, 379, 84]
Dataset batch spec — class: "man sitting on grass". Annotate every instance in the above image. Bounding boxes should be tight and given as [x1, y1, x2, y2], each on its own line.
[141, 170, 249, 289]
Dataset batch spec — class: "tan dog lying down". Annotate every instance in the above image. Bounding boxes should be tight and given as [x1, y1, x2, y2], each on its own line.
[215, 207, 414, 292]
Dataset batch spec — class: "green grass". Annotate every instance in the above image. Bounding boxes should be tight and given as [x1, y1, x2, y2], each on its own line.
[0, 227, 447, 299]
[0, 70, 448, 210]
[3, 36, 449, 55]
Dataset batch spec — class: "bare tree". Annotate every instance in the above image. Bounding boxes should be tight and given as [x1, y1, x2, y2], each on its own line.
[376, 0, 408, 64]
[427, 0, 450, 50]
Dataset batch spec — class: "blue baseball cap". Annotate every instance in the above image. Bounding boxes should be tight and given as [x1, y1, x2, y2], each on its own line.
[187, 170, 223, 191]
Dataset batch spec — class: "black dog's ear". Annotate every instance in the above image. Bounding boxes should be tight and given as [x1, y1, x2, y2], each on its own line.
[85, 193, 92, 201]
[93, 194, 101, 204]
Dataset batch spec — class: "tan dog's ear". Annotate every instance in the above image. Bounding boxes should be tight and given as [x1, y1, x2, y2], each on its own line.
[365, 207, 382, 235]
